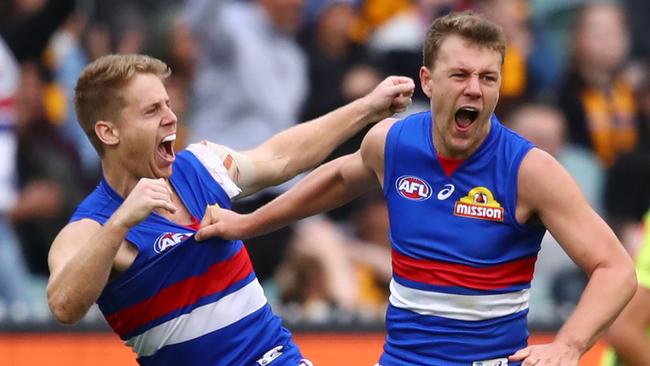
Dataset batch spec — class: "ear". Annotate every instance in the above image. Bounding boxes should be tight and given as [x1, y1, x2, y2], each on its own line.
[95, 120, 120, 146]
[419, 66, 433, 98]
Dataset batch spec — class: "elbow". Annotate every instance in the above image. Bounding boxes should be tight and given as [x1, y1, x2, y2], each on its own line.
[619, 258, 638, 302]
[47, 286, 84, 325]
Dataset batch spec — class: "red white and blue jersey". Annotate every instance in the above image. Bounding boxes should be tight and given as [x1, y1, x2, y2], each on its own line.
[71, 144, 304, 366]
[381, 112, 546, 366]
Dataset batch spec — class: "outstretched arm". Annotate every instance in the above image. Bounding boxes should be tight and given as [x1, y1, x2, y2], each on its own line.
[226, 76, 413, 197]
[195, 118, 394, 241]
[196, 151, 376, 241]
[509, 149, 636, 366]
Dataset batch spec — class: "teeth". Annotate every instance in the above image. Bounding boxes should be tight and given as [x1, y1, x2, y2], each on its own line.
[162, 134, 176, 143]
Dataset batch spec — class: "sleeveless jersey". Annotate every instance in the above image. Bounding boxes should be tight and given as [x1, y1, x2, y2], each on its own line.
[381, 112, 546, 366]
[71, 144, 302, 366]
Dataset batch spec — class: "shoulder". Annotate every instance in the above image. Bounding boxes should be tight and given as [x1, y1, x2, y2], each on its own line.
[360, 118, 398, 172]
[50, 219, 103, 263]
[184, 141, 246, 199]
[518, 148, 577, 210]
[519, 148, 560, 186]
[361, 118, 398, 153]
[58, 219, 102, 241]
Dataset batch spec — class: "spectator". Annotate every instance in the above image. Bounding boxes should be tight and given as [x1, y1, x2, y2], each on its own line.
[474, 0, 562, 114]
[604, 66, 650, 247]
[558, 2, 638, 166]
[0, 0, 74, 309]
[507, 103, 604, 213]
[367, 0, 458, 106]
[10, 62, 85, 277]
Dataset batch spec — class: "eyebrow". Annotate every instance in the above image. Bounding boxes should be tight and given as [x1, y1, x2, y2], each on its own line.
[449, 67, 499, 74]
[142, 99, 171, 111]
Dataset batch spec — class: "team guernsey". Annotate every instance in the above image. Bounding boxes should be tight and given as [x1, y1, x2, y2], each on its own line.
[381, 112, 546, 366]
[70, 144, 303, 366]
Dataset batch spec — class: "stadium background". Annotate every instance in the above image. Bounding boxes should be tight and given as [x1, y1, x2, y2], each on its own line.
[1, 0, 649, 365]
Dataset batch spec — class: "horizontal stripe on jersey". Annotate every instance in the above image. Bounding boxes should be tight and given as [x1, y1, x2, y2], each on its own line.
[136, 303, 299, 366]
[392, 249, 536, 291]
[105, 244, 253, 338]
[389, 279, 529, 321]
[126, 278, 267, 357]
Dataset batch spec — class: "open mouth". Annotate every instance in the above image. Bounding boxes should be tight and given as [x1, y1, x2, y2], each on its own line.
[158, 133, 176, 161]
[454, 107, 479, 131]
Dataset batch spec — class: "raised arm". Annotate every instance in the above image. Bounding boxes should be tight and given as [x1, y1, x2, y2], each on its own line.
[227, 76, 413, 197]
[47, 179, 176, 324]
[509, 149, 637, 365]
[195, 118, 395, 241]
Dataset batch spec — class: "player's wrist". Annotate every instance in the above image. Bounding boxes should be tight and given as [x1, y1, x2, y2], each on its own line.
[354, 94, 382, 126]
[552, 335, 587, 357]
[109, 211, 137, 232]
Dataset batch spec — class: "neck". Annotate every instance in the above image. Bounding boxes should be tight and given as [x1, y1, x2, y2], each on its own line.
[102, 156, 149, 198]
[102, 168, 138, 199]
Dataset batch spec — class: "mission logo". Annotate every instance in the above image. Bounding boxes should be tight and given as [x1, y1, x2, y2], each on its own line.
[396, 175, 432, 201]
[453, 186, 504, 222]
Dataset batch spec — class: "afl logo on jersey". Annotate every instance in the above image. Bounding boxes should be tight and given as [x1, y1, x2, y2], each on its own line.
[154, 232, 193, 254]
[396, 175, 432, 201]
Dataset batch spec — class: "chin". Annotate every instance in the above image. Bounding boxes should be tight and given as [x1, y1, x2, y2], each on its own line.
[156, 167, 173, 179]
[448, 139, 475, 156]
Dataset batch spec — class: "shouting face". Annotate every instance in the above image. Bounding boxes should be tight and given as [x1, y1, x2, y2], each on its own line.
[420, 34, 502, 159]
[104, 73, 178, 183]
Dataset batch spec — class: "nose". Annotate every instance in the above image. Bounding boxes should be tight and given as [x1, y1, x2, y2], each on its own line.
[162, 104, 177, 125]
[464, 75, 482, 98]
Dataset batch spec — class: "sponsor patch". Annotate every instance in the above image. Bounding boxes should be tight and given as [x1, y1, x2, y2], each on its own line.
[396, 175, 432, 201]
[454, 186, 504, 222]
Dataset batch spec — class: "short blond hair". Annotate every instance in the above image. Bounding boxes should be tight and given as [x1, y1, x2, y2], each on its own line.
[74, 54, 171, 155]
[423, 11, 506, 69]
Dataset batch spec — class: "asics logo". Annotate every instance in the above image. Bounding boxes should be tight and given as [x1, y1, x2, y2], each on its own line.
[437, 184, 455, 200]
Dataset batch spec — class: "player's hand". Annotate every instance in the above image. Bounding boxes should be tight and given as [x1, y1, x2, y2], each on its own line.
[509, 342, 581, 366]
[195, 204, 252, 241]
[363, 75, 415, 122]
[112, 178, 176, 229]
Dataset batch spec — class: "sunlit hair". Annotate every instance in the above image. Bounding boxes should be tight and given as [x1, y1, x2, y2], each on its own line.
[423, 11, 506, 69]
[74, 54, 171, 156]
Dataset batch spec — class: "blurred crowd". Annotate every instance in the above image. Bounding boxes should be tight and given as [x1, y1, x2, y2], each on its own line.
[0, 0, 648, 328]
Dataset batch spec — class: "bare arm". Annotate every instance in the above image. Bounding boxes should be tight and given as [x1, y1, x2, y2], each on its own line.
[230, 76, 413, 197]
[197, 151, 375, 241]
[606, 286, 650, 366]
[509, 149, 637, 365]
[47, 179, 176, 324]
[47, 219, 128, 324]
[606, 219, 650, 366]
[195, 118, 396, 241]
